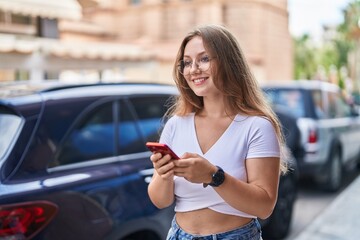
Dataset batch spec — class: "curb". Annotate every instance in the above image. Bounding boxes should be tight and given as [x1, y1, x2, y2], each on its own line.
[294, 175, 360, 240]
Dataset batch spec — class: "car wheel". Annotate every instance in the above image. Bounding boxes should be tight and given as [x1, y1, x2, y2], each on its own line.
[261, 172, 297, 239]
[322, 147, 342, 192]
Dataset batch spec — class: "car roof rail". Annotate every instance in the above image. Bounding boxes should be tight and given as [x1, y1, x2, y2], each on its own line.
[40, 82, 173, 93]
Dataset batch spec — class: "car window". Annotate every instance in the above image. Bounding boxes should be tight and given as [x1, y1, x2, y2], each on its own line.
[311, 90, 327, 119]
[56, 102, 115, 165]
[0, 107, 22, 159]
[117, 100, 145, 155]
[264, 89, 305, 118]
[328, 92, 351, 118]
[128, 96, 172, 143]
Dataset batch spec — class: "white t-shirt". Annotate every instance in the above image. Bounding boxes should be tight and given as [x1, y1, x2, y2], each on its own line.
[159, 113, 280, 218]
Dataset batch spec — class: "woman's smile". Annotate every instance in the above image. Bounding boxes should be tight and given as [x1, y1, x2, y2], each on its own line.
[192, 77, 208, 86]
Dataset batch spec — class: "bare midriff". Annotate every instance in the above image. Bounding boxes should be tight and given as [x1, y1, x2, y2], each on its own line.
[175, 208, 253, 235]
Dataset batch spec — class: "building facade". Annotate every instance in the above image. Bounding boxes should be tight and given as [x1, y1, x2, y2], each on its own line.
[0, 0, 293, 84]
[0, 0, 156, 83]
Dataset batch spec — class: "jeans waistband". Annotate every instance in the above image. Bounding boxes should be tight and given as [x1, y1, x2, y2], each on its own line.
[166, 216, 262, 240]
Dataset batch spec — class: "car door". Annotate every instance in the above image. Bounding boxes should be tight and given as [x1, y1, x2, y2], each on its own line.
[37, 98, 158, 239]
[125, 94, 174, 183]
[326, 91, 360, 163]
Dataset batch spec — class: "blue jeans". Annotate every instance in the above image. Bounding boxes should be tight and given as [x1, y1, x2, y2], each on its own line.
[166, 217, 262, 240]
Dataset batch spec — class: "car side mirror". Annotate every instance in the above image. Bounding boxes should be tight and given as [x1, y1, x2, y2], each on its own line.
[350, 105, 360, 117]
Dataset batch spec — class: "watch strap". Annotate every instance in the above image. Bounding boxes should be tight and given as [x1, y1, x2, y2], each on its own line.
[203, 166, 225, 188]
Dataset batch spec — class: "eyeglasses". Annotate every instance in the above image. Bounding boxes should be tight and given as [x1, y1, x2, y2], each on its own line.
[178, 55, 215, 76]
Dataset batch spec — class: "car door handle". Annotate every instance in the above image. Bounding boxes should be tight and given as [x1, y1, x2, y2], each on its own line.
[139, 168, 154, 184]
[41, 173, 90, 187]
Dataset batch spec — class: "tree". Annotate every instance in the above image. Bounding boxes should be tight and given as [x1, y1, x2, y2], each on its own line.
[338, 0, 360, 92]
[293, 1, 355, 89]
[293, 34, 317, 79]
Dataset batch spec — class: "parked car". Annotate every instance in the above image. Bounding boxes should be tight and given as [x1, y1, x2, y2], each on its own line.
[0, 82, 177, 240]
[263, 80, 360, 191]
[260, 108, 299, 240]
[0, 82, 296, 240]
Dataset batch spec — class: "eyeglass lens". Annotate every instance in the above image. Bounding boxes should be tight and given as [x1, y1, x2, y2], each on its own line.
[179, 55, 211, 76]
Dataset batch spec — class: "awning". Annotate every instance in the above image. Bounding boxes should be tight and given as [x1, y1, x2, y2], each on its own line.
[0, 35, 154, 61]
[0, 0, 82, 20]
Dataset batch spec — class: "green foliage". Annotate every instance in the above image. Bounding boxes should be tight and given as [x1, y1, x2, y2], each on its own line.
[293, 33, 351, 81]
[293, 0, 356, 90]
[294, 35, 317, 79]
[339, 1, 360, 39]
[338, 76, 345, 89]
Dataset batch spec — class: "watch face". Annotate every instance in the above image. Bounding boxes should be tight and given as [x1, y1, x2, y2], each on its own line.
[210, 167, 225, 187]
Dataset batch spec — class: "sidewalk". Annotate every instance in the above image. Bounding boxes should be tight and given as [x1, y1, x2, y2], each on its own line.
[294, 175, 360, 240]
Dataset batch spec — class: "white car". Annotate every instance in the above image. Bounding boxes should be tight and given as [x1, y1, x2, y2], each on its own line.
[263, 80, 360, 191]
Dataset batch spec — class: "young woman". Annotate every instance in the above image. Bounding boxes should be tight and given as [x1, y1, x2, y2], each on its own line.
[148, 24, 287, 240]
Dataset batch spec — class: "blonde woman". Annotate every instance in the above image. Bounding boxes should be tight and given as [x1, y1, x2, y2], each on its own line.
[148, 24, 287, 240]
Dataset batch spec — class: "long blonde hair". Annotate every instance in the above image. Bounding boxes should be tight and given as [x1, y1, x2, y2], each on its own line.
[170, 24, 288, 174]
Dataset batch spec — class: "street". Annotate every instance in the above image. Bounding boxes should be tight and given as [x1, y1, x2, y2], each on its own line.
[284, 169, 360, 239]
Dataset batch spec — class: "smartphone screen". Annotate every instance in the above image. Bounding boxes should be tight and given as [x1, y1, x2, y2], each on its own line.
[146, 142, 179, 159]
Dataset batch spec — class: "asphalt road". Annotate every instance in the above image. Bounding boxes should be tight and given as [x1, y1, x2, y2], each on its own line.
[284, 169, 359, 240]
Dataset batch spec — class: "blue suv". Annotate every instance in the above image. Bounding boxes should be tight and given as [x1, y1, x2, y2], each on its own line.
[0, 82, 177, 240]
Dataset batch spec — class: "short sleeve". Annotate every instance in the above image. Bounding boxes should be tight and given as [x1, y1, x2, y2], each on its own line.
[246, 117, 280, 159]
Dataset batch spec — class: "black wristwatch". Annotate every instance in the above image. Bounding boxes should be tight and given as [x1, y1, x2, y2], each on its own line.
[203, 166, 225, 188]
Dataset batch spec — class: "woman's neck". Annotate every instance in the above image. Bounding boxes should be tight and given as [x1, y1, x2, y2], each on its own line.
[199, 97, 234, 119]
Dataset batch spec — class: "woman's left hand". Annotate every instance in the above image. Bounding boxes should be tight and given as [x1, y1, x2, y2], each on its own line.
[173, 152, 217, 184]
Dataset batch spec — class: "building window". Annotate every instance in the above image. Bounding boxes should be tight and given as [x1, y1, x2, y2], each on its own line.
[129, 0, 141, 5]
[36, 17, 59, 38]
[11, 14, 32, 25]
[0, 11, 36, 35]
[0, 11, 32, 25]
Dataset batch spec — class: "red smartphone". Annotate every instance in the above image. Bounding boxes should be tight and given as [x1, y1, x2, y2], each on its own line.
[146, 142, 179, 159]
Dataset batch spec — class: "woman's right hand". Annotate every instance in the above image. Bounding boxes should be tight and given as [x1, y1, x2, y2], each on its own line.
[148, 152, 176, 208]
[150, 152, 176, 181]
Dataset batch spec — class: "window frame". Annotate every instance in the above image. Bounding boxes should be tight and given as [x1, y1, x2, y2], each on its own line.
[49, 94, 172, 172]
